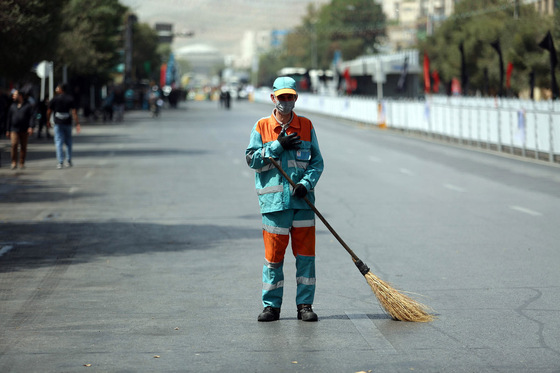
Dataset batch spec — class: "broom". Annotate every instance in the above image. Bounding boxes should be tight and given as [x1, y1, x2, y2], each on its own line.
[268, 157, 433, 322]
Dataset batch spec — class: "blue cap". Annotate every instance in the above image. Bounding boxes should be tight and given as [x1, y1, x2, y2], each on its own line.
[273, 77, 297, 95]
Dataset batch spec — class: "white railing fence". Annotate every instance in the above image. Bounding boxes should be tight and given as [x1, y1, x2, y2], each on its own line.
[254, 90, 560, 163]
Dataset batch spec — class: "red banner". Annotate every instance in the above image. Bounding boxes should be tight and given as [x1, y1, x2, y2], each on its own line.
[160, 63, 167, 88]
[431, 70, 440, 93]
[423, 54, 431, 93]
[343, 68, 356, 95]
[506, 62, 514, 89]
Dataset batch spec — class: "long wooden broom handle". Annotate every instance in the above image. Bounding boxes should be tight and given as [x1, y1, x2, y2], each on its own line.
[268, 157, 361, 263]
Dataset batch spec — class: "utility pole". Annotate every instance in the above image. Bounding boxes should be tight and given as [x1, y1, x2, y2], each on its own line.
[124, 14, 137, 85]
[426, 0, 434, 36]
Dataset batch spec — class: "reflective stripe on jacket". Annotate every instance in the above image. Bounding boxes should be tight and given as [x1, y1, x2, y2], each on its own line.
[246, 111, 323, 214]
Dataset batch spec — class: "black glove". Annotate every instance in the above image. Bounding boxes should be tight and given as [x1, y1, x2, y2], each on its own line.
[278, 130, 301, 150]
[293, 183, 308, 198]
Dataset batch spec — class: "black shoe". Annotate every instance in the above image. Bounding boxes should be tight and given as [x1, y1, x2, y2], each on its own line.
[258, 306, 280, 322]
[297, 304, 318, 322]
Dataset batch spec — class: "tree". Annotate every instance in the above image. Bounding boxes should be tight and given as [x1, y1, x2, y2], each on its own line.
[316, 0, 386, 60]
[56, 0, 128, 82]
[132, 22, 161, 82]
[0, 0, 66, 82]
[507, 11, 555, 95]
[282, 4, 321, 69]
[258, 49, 287, 87]
[419, 0, 555, 96]
[264, 0, 386, 79]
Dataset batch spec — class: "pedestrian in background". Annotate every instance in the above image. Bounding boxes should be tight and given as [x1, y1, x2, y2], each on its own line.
[36, 97, 51, 139]
[6, 89, 35, 169]
[113, 85, 125, 122]
[47, 83, 80, 169]
[102, 88, 114, 122]
[0, 88, 10, 135]
[246, 76, 324, 322]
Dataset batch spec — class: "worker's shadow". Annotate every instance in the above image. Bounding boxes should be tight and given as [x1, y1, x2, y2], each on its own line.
[312, 313, 393, 320]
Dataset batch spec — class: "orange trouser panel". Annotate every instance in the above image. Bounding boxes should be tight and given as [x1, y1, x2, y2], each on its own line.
[263, 230, 289, 264]
[290, 226, 315, 257]
[263, 226, 315, 263]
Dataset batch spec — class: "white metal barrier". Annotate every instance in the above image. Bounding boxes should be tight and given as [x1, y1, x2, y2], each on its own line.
[254, 89, 560, 163]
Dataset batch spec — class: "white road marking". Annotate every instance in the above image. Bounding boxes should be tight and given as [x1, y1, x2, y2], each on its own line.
[346, 312, 397, 353]
[33, 211, 52, 221]
[399, 168, 414, 176]
[69, 187, 79, 194]
[510, 205, 542, 216]
[0, 245, 14, 257]
[444, 183, 466, 193]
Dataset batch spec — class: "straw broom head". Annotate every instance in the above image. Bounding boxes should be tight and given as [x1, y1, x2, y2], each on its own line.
[265, 158, 434, 322]
[364, 271, 434, 322]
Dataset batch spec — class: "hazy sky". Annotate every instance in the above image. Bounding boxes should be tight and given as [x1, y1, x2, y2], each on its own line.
[120, 0, 330, 57]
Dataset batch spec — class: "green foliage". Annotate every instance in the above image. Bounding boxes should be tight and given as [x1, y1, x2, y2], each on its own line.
[0, 0, 165, 90]
[156, 44, 173, 63]
[260, 0, 386, 84]
[318, 0, 385, 55]
[133, 22, 161, 82]
[57, 0, 128, 81]
[419, 0, 558, 96]
[0, 0, 66, 81]
[258, 49, 286, 87]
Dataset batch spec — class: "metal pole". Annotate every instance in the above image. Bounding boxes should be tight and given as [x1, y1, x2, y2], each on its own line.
[311, 22, 317, 70]
[40, 76, 45, 101]
[375, 60, 383, 100]
[459, 100, 463, 144]
[497, 98, 502, 153]
[48, 62, 54, 99]
[448, 101, 451, 142]
[477, 101, 481, 148]
[521, 108, 526, 158]
[487, 101, 491, 149]
[466, 101, 469, 145]
[549, 100, 554, 162]
[534, 101, 539, 160]
[90, 85, 95, 116]
[510, 107, 514, 155]
[428, 98, 432, 136]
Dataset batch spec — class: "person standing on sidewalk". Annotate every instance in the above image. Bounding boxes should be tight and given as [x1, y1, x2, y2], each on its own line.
[47, 83, 80, 169]
[6, 89, 35, 170]
[113, 85, 125, 122]
[246, 77, 324, 322]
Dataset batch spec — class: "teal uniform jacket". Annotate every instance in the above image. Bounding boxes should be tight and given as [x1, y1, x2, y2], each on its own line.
[246, 111, 324, 214]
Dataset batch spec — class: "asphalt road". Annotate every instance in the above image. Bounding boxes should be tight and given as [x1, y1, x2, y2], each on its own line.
[1, 99, 559, 373]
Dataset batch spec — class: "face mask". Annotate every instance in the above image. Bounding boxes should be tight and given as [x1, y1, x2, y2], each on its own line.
[275, 99, 295, 114]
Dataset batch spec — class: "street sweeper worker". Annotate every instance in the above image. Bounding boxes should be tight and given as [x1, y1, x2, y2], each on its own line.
[246, 76, 324, 322]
